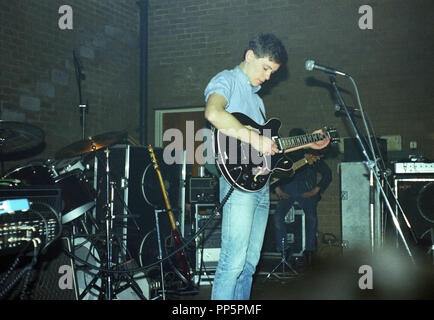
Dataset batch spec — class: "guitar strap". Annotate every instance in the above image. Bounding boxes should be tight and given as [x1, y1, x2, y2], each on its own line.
[203, 121, 221, 177]
[258, 106, 267, 123]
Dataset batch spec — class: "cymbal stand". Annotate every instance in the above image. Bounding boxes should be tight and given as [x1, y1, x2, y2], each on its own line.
[78, 149, 121, 299]
[73, 49, 88, 140]
[79, 148, 116, 299]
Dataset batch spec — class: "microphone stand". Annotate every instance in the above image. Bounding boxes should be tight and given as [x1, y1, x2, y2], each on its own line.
[328, 74, 415, 264]
[73, 50, 88, 140]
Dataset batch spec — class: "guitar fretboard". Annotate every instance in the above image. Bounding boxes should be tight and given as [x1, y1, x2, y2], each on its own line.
[279, 133, 326, 150]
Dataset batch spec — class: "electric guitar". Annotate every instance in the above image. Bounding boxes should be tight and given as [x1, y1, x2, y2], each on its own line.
[269, 153, 323, 186]
[212, 112, 339, 192]
[148, 144, 192, 284]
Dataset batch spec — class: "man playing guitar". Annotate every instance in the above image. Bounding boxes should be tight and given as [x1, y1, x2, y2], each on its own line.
[204, 33, 329, 300]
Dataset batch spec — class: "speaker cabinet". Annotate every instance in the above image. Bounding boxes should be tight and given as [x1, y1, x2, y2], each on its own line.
[93, 145, 183, 267]
[394, 176, 434, 240]
[339, 162, 383, 253]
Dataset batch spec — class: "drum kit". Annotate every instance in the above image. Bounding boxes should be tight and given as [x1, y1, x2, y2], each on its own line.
[0, 121, 154, 299]
[1, 122, 129, 225]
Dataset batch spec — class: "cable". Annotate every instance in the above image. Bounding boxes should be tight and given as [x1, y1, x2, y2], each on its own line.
[19, 243, 40, 300]
[0, 239, 40, 299]
[0, 241, 33, 289]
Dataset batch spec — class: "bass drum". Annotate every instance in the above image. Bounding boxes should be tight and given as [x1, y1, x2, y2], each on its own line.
[3, 161, 54, 185]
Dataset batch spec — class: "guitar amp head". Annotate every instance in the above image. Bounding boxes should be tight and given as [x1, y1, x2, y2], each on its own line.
[188, 177, 218, 203]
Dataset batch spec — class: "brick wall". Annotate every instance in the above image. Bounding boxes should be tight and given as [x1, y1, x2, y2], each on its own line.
[0, 0, 140, 169]
[147, 0, 434, 246]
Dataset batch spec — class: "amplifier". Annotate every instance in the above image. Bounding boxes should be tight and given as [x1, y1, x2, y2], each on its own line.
[393, 177, 434, 239]
[188, 177, 218, 203]
[0, 186, 62, 256]
[394, 162, 434, 174]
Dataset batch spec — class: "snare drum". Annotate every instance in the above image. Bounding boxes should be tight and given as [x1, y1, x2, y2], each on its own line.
[54, 171, 95, 224]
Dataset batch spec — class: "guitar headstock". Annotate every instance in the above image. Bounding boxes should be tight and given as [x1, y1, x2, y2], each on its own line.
[323, 127, 340, 144]
[147, 144, 158, 168]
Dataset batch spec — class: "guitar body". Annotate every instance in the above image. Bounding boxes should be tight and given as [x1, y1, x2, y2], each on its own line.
[168, 229, 192, 284]
[213, 113, 338, 192]
[213, 112, 295, 192]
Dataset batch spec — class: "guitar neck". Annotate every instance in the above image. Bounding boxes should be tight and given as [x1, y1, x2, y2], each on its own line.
[148, 145, 177, 230]
[278, 132, 326, 150]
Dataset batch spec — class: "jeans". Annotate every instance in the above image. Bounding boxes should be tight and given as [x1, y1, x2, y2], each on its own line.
[211, 177, 270, 300]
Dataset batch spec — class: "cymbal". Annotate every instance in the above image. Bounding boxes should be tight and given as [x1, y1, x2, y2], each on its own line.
[55, 130, 128, 159]
[0, 121, 45, 155]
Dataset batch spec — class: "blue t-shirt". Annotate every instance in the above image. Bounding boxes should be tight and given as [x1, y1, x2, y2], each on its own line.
[204, 66, 266, 125]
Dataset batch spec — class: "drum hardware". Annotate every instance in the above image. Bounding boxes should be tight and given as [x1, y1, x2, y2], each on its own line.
[74, 148, 146, 300]
[47, 157, 86, 177]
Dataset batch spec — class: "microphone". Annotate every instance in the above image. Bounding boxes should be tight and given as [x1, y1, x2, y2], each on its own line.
[334, 104, 359, 113]
[305, 60, 349, 77]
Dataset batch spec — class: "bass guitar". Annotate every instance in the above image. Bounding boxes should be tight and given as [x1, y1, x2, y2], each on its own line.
[212, 112, 339, 192]
[148, 144, 192, 284]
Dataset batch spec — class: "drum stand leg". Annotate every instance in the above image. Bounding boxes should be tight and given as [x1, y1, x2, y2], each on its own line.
[151, 208, 166, 300]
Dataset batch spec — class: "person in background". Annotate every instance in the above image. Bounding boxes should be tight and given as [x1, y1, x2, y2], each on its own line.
[273, 128, 332, 267]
